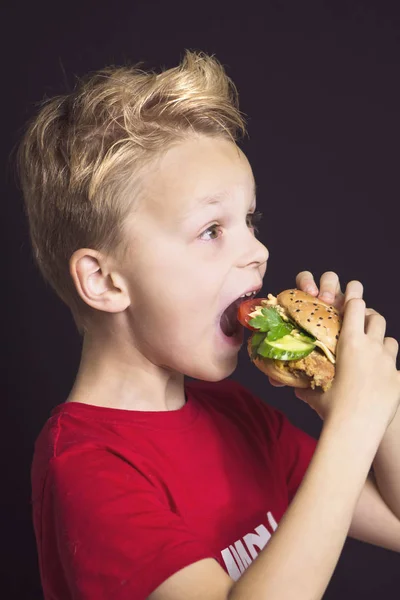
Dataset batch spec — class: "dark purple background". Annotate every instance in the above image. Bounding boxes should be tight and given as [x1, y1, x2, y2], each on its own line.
[3, 0, 400, 597]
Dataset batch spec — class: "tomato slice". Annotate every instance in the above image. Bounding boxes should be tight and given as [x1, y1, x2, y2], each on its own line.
[237, 298, 266, 330]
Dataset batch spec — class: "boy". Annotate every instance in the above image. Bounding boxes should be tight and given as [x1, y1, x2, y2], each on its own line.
[18, 51, 400, 599]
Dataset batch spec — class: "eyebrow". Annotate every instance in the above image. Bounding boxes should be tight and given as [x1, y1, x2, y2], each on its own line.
[193, 181, 257, 210]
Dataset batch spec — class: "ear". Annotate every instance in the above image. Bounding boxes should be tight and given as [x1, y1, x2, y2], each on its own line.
[69, 249, 130, 314]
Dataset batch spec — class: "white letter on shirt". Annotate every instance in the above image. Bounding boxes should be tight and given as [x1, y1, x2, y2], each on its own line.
[243, 524, 271, 559]
[221, 548, 242, 581]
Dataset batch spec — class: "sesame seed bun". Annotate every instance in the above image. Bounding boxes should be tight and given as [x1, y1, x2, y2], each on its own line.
[277, 289, 341, 354]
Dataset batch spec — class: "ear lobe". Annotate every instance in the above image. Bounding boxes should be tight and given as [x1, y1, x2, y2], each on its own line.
[70, 249, 130, 314]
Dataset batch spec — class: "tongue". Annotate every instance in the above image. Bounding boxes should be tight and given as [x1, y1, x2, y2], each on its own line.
[220, 300, 241, 337]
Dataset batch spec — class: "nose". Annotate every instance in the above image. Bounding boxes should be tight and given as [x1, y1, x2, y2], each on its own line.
[238, 229, 269, 269]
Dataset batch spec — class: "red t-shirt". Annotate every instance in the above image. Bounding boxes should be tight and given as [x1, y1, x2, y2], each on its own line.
[31, 378, 317, 599]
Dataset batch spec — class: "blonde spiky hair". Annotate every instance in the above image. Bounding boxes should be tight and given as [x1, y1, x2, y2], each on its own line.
[17, 50, 247, 334]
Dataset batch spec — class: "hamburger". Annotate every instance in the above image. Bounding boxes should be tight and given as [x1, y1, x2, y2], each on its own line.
[238, 289, 342, 391]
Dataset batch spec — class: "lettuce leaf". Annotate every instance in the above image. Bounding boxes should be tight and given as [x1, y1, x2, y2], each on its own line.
[249, 306, 294, 341]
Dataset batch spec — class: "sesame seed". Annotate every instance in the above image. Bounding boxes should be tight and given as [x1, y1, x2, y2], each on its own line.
[317, 324, 321, 327]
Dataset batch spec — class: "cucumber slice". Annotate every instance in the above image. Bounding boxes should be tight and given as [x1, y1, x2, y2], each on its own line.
[257, 334, 315, 361]
[250, 332, 266, 359]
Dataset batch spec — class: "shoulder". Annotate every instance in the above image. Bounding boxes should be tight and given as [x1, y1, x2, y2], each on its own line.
[31, 407, 146, 503]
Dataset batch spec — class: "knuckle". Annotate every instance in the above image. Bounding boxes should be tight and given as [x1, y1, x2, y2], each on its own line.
[348, 297, 366, 308]
[338, 335, 360, 352]
[370, 312, 385, 324]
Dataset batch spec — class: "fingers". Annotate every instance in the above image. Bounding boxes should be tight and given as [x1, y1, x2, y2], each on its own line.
[296, 270, 345, 311]
[343, 298, 397, 361]
[343, 280, 364, 304]
[296, 271, 319, 295]
[367, 303, 398, 362]
[384, 337, 399, 363]
[318, 271, 343, 306]
[365, 308, 386, 341]
[340, 281, 366, 338]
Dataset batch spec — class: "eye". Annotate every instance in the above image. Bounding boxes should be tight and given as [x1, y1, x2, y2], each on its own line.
[199, 223, 222, 241]
[247, 210, 263, 233]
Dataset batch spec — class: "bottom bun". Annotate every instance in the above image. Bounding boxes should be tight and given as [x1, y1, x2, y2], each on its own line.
[248, 337, 311, 388]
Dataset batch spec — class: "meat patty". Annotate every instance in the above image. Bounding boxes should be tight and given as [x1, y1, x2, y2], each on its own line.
[288, 350, 335, 392]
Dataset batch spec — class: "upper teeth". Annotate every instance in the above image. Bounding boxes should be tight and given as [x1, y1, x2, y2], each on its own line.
[240, 291, 257, 298]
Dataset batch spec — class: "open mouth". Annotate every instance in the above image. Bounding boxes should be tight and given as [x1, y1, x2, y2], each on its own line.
[220, 299, 243, 337]
[220, 291, 258, 337]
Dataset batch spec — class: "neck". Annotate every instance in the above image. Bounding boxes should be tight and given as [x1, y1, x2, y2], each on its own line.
[67, 328, 186, 412]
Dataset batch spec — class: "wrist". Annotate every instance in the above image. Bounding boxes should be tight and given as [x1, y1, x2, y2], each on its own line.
[323, 409, 386, 454]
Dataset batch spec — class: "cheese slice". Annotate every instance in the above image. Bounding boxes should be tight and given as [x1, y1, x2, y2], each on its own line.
[314, 340, 336, 365]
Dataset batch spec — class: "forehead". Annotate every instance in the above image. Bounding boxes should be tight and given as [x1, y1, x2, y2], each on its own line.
[141, 135, 255, 218]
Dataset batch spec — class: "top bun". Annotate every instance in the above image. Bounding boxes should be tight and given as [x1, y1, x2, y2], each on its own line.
[277, 289, 341, 354]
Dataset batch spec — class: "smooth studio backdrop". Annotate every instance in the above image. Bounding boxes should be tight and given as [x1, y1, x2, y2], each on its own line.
[3, 1, 400, 597]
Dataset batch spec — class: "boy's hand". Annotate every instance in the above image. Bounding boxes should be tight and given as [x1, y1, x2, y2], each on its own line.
[269, 272, 400, 428]
[295, 269, 345, 313]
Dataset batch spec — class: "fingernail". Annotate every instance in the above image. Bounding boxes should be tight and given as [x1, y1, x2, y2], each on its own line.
[305, 285, 318, 295]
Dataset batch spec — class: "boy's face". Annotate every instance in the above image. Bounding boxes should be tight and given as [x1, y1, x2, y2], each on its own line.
[120, 134, 269, 381]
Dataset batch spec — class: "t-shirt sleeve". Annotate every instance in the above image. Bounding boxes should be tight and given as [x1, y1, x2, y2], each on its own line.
[228, 380, 318, 503]
[46, 447, 218, 600]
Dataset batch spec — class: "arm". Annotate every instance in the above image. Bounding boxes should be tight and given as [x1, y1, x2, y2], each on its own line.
[346, 407, 400, 552]
[151, 287, 400, 599]
[229, 414, 387, 600]
[295, 270, 400, 551]
[372, 405, 400, 520]
[349, 472, 400, 552]
[150, 414, 388, 600]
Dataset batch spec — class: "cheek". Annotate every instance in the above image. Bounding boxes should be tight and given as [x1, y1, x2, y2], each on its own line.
[127, 243, 224, 334]
[147, 260, 220, 309]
